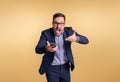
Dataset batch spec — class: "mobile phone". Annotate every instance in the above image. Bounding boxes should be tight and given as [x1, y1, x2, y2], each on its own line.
[50, 43, 56, 48]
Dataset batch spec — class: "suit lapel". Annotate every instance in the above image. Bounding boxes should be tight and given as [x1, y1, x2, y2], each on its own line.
[63, 28, 69, 45]
[50, 28, 55, 43]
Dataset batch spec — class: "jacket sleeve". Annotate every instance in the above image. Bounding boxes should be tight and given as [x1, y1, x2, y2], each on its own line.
[35, 31, 47, 54]
[76, 33, 89, 44]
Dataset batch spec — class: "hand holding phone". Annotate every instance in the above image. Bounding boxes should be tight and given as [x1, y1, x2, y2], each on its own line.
[46, 41, 57, 52]
[50, 43, 56, 48]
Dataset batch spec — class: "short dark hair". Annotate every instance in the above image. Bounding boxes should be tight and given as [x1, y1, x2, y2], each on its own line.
[52, 13, 66, 22]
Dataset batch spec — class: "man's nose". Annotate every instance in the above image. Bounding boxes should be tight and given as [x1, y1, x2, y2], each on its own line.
[57, 23, 61, 28]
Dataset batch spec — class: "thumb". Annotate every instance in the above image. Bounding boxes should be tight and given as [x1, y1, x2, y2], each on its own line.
[46, 41, 50, 46]
[72, 30, 76, 36]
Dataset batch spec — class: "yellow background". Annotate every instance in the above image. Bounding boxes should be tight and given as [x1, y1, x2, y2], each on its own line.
[0, 0, 120, 82]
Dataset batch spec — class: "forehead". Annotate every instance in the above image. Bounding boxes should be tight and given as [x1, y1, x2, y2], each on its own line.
[53, 17, 65, 22]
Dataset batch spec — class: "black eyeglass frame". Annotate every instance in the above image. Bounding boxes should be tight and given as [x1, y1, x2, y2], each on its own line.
[52, 22, 65, 26]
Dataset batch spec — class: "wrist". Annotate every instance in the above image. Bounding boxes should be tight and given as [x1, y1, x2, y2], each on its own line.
[75, 36, 79, 42]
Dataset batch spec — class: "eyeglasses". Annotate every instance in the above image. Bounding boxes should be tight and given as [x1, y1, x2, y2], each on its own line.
[53, 22, 65, 26]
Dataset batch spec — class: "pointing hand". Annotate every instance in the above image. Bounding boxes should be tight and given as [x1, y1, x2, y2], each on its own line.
[65, 30, 78, 42]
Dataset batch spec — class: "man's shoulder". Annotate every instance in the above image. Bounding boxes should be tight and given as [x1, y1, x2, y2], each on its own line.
[41, 28, 53, 34]
[64, 27, 73, 32]
[41, 28, 55, 37]
[64, 27, 74, 35]
[65, 27, 72, 30]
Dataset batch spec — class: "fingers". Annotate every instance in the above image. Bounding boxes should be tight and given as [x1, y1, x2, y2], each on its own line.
[65, 35, 74, 41]
[65, 37, 70, 41]
[65, 38, 68, 41]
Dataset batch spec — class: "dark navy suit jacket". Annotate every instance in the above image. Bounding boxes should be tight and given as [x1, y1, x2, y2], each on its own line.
[35, 27, 89, 75]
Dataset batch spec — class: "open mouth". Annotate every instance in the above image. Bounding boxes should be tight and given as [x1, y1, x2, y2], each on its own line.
[55, 27, 62, 35]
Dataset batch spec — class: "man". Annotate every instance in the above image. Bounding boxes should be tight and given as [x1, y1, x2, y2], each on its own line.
[35, 13, 89, 82]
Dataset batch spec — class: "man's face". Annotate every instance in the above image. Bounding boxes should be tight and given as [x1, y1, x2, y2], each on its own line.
[52, 17, 65, 36]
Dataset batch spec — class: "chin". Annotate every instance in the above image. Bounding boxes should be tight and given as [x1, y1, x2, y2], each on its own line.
[56, 32, 61, 35]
